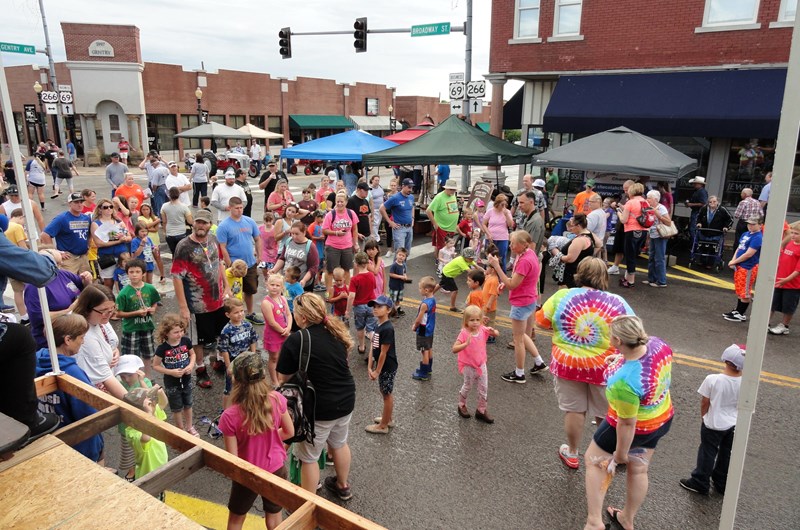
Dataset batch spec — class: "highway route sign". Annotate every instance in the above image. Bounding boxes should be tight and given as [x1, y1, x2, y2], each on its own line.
[45, 103, 58, 115]
[450, 100, 465, 115]
[466, 80, 486, 99]
[449, 82, 465, 100]
[59, 92, 73, 104]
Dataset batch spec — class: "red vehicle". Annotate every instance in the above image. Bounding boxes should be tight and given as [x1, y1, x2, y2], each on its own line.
[293, 159, 323, 175]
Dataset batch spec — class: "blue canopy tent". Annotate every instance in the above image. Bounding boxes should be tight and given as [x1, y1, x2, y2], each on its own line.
[279, 129, 398, 162]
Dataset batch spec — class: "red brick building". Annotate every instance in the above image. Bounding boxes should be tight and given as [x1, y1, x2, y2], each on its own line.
[487, 0, 798, 214]
[0, 22, 490, 164]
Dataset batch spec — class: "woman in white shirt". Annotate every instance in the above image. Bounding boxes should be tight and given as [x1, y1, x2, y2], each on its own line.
[190, 152, 209, 207]
[369, 174, 385, 243]
[26, 156, 47, 208]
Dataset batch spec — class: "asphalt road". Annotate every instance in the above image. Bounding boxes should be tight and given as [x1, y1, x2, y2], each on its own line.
[17, 168, 799, 530]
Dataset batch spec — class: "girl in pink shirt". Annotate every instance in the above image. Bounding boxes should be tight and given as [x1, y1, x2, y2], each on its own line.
[219, 353, 294, 530]
[452, 305, 500, 423]
[260, 274, 292, 385]
[365, 239, 386, 297]
[259, 212, 278, 279]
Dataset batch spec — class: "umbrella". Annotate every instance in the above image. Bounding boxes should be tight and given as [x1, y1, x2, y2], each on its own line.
[175, 122, 250, 140]
[237, 123, 283, 140]
[531, 126, 698, 180]
[279, 129, 397, 162]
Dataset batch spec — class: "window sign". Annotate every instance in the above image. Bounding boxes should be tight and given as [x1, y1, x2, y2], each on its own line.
[366, 98, 379, 117]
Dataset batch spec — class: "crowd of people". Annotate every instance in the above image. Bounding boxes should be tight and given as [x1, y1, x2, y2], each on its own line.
[1, 148, 798, 530]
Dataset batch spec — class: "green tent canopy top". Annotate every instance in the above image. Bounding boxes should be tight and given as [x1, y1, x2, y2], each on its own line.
[477, 122, 490, 132]
[362, 115, 540, 166]
[289, 115, 354, 129]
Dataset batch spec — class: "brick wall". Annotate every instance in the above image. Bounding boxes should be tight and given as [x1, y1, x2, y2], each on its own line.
[490, 0, 791, 74]
[61, 23, 141, 63]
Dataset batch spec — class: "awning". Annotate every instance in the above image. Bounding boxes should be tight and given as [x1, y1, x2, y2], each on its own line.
[543, 69, 787, 138]
[477, 122, 490, 133]
[289, 115, 353, 129]
[503, 86, 523, 130]
[350, 115, 391, 131]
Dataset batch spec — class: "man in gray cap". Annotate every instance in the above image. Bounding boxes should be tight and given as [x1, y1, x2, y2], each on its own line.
[211, 169, 248, 222]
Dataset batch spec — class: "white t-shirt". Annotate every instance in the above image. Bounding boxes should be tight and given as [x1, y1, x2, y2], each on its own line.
[166, 173, 191, 206]
[250, 144, 261, 160]
[699, 373, 741, 430]
[211, 183, 248, 222]
[586, 208, 607, 241]
[75, 323, 118, 386]
[27, 158, 46, 186]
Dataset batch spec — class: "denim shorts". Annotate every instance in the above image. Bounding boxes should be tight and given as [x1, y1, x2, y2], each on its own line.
[509, 301, 537, 321]
[163, 374, 193, 412]
[353, 304, 377, 332]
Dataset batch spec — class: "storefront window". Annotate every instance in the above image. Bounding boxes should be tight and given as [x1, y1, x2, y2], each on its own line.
[147, 114, 177, 152]
[249, 115, 265, 129]
[180, 115, 200, 150]
[268, 116, 282, 146]
[208, 114, 226, 125]
[229, 115, 245, 129]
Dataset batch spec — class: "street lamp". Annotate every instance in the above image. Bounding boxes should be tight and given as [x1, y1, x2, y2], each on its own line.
[388, 105, 396, 134]
[33, 80, 47, 141]
[195, 87, 203, 123]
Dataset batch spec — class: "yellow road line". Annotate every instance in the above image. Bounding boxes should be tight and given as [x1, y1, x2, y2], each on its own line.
[671, 264, 735, 289]
[398, 297, 799, 390]
[165, 491, 265, 529]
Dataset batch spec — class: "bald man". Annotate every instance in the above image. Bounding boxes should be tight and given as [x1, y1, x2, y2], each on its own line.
[734, 187, 764, 247]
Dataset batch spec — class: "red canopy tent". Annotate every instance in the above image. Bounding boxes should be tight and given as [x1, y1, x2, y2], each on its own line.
[384, 122, 435, 144]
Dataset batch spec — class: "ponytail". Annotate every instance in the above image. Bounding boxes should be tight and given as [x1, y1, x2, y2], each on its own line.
[293, 293, 354, 352]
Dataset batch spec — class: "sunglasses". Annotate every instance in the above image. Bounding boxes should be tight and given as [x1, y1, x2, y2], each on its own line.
[100, 205, 113, 210]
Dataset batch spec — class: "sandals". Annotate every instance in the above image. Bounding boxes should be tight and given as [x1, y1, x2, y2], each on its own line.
[606, 507, 631, 529]
[186, 426, 200, 437]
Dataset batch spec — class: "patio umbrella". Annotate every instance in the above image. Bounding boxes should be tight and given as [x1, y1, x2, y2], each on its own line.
[175, 122, 250, 140]
[237, 123, 283, 140]
[531, 126, 697, 180]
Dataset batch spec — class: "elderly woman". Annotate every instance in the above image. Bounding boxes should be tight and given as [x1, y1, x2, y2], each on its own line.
[322, 191, 360, 293]
[271, 221, 320, 291]
[645, 190, 673, 288]
[277, 293, 356, 500]
[616, 182, 647, 288]
[482, 194, 514, 272]
[91, 198, 132, 289]
[267, 179, 295, 218]
[536, 258, 634, 469]
[551, 213, 601, 289]
[583, 315, 674, 530]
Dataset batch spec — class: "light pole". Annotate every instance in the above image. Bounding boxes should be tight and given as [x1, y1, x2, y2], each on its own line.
[388, 105, 396, 134]
[33, 80, 47, 142]
[195, 87, 203, 123]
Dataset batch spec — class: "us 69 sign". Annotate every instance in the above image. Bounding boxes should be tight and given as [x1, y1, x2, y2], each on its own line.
[449, 82, 465, 100]
[40, 91, 59, 104]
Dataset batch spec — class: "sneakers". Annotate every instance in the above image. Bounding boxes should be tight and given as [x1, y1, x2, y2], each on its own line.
[722, 311, 747, 322]
[396, 306, 405, 316]
[501, 371, 526, 384]
[449, 307, 462, 313]
[245, 312, 265, 325]
[211, 359, 226, 373]
[27, 410, 60, 442]
[365, 424, 389, 434]
[475, 410, 494, 424]
[529, 363, 549, 375]
[768, 323, 790, 335]
[384, 250, 394, 258]
[373, 416, 396, 428]
[679, 478, 709, 495]
[196, 366, 212, 388]
[607, 265, 620, 275]
[323, 476, 352, 501]
[313, 283, 327, 292]
[558, 444, 580, 469]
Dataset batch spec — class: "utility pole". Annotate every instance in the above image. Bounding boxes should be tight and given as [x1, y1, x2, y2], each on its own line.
[460, 0, 473, 193]
[38, 0, 68, 151]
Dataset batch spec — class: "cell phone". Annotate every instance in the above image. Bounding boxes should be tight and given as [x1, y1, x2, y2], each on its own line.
[404, 278, 413, 284]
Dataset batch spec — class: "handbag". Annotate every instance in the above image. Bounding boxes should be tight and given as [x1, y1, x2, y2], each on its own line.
[656, 220, 678, 238]
[97, 253, 117, 269]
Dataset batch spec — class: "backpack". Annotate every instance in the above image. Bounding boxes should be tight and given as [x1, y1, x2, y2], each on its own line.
[277, 328, 317, 445]
[636, 200, 657, 228]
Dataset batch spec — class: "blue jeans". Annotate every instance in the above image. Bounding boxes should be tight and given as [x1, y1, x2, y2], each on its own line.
[151, 186, 167, 217]
[495, 239, 509, 273]
[689, 210, 699, 239]
[393, 225, 413, 255]
[647, 237, 667, 285]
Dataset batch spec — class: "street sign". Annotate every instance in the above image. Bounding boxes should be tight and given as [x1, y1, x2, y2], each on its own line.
[0, 42, 35, 55]
[61, 103, 74, 115]
[469, 99, 484, 113]
[40, 90, 58, 104]
[449, 82, 465, 100]
[59, 92, 73, 104]
[45, 103, 58, 115]
[410, 22, 451, 37]
[58, 84, 72, 92]
[24, 104, 37, 123]
[450, 100, 465, 115]
[466, 80, 486, 99]
[449, 72, 464, 83]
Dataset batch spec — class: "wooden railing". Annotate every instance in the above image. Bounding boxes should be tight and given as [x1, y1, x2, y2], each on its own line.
[35, 374, 385, 530]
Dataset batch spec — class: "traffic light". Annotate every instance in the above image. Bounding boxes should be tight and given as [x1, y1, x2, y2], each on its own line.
[279, 27, 292, 59]
[353, 17, 367, 53]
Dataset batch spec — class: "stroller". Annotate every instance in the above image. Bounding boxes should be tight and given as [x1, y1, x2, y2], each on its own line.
[689, 228, 726, 271]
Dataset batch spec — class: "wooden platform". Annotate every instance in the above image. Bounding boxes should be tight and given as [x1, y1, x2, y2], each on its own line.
[0, 435, 202, 529]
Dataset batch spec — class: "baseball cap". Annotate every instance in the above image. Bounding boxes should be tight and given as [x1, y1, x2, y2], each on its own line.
[745, 216, 762, 225]
[268, 160, 277, 166]
[533, 178, 546, 188]
[401, 178, 414, 187]
[461, 247, 476, 260]
[110, 152, 120, 158]
[368, 295, 394, 309]
[224, 168, 236, 179]
[123, 386, 168, 412]
[586, 179, 596, 187]
[721, 344, 745, 371]
[356, 182, 370, 191]
[113, 354, 144, 376]
[167, 161, 178, 168]
[232, 352, 267, 384]
[474, 199, 485, 208]
[5, 185, 19, 195]
[67, 192, 84, 203]
[194, 209, 213, 223]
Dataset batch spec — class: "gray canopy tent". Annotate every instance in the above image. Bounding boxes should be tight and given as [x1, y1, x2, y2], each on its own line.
[175, 122, 251, 153]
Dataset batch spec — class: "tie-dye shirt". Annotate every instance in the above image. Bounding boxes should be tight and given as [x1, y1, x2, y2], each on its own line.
[604, 337, 674, 435]
[536, 288, 634, 386]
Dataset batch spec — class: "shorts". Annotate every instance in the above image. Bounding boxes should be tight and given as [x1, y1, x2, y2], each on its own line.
[439, 275, 458, 293]
[416, 334, 434, 352]
[243, 264, 258, 295]
[353, 304, 377, 332]
[294, 412, 352, 464]
[163, 374, 194, 412]
[593, 417, 673, 454]
[432, 228, 457, 251]
[509, 301, 537, 321]
[189, 307, 229, 346]
[120, 330, 156, 359]
[325, 245, 355, 273]
[553, 377, 607, 418]
[378, 370, 397, 395]
[99, 262, 116, 280]
[389, 289, 404, 303]
[227, 465, 288, 515]
[734, 265, 758, 300]
[60, 253, 90, 275]
[772, 288, 800, 315]
[29, 181, 45, 188]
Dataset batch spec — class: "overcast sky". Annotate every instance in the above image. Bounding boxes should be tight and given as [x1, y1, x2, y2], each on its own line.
[4, 0, 521, 103]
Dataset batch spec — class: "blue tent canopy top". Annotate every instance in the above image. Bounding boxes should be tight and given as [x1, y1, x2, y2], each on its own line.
[279, 130, 398, 162]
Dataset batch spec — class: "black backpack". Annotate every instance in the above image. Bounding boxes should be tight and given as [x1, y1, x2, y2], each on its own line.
[277, 328, 317, 445]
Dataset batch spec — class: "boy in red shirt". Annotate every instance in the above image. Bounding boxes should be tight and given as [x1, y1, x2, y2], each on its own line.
[768, 220, 800, 335]
[347, 252, 378, 360]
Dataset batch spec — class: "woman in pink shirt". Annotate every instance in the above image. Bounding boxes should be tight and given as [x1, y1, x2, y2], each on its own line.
[266, 179, 295, 218]
[322, 191, 359, 294]
[616, 182, 648, 288]
[487, 230, 548, 384]
[481, 195, 514, 272]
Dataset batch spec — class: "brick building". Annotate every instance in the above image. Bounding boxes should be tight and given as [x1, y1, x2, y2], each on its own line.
[0, 22, 490, 165]
[487, 0, 799, 215]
